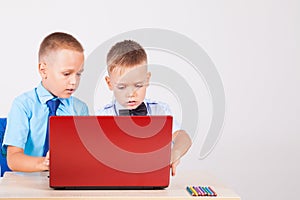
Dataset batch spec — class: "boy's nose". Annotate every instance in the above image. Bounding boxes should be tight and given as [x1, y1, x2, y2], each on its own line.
[69, 75, 78, 85]
[126, 86, 137, 97]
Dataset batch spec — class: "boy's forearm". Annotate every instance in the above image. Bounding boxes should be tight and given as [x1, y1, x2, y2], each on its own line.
[7, 146, 49, 172]
[171, 130, 192, 163]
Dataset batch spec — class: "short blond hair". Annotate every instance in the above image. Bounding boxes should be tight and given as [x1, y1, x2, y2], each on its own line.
[38, 32, 83, 62]
[107, 40, 147, 74]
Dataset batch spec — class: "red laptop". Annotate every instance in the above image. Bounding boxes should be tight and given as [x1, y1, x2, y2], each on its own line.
[49, 116, 172, 189]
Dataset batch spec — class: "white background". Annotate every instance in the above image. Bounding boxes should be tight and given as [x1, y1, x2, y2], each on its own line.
[1, 0, 299, 199]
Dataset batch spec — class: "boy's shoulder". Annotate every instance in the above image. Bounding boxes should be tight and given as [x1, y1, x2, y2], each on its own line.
[13, 87, 38, 105]
[13, 83, 48, 106]
[145, 98, 172, 115]
[95, 101, 115, 115]
[103, 102, 114, 109]
[69, 97, 89, 115]
[145, 98, 169, 107]
[71, 96, 88, 106]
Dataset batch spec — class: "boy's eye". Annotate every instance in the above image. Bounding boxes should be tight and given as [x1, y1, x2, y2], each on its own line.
[63, 72, 70, 76]
[116, 85, 126, 90]
[135, 83, 144, 88]
[76, 73, 82, 77]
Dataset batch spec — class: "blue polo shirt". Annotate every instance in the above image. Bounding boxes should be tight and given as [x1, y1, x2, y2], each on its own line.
[2, 83, 89, 156]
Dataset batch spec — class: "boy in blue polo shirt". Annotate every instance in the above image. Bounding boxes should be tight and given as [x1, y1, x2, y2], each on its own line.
[96, 40, 192, 176]
[2, 32, 89, 172]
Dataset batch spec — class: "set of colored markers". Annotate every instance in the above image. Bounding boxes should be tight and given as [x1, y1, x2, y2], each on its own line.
[186, 186, 217, 197]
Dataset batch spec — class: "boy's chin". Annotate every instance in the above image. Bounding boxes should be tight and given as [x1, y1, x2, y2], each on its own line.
[125, 103, 140, 110]
[57, 94, 72, 99]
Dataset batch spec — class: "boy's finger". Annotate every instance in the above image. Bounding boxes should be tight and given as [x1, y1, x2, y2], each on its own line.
[171, 163, 177, 176]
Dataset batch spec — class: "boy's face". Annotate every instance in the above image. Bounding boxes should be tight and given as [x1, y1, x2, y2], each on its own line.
[39, 49, 84, 98]
[105, 62, 151, 109]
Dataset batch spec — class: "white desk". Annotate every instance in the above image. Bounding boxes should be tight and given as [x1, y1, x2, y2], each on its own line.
[0, 171, 240, 199]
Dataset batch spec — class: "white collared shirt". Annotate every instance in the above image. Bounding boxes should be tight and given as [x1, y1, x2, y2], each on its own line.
[96, 98, 180, 132]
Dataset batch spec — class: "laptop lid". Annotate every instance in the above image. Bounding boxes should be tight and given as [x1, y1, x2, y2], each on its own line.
[49, 116, 172, 189]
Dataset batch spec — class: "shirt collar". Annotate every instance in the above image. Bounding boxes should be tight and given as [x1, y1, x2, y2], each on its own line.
[113, 100, 122, 115]
[36, 82, 68, 106]
[114, 100, 148, 115]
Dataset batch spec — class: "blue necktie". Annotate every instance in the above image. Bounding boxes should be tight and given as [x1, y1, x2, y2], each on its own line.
[43, 99, 61, 156]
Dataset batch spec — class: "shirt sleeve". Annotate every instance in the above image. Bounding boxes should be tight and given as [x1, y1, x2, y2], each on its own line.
[146, 100, 181, 133]
[2, 98, 31, 150]
[160, 103, 181, 133]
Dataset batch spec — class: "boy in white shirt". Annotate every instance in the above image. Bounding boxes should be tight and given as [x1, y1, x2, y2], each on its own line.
[96, 40, 192, 176]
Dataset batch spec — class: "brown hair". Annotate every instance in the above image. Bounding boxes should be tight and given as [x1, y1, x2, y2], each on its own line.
[107, 40, 147, 74]
[38, 32, 84, 62]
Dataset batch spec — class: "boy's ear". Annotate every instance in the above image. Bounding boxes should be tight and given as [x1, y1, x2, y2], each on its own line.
[105, 76, 113, 90]
[146, 72, 151, 86]
[38, 63, 47, 79]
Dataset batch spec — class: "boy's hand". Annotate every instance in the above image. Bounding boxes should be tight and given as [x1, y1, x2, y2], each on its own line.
[170, 149, 181, 176]
[38, 151, 49, 171]
[7, 146, 50, 172]
[43, 151, 50, 168]
[170, 159, 180, 176]
[169, 130, 192, 176]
